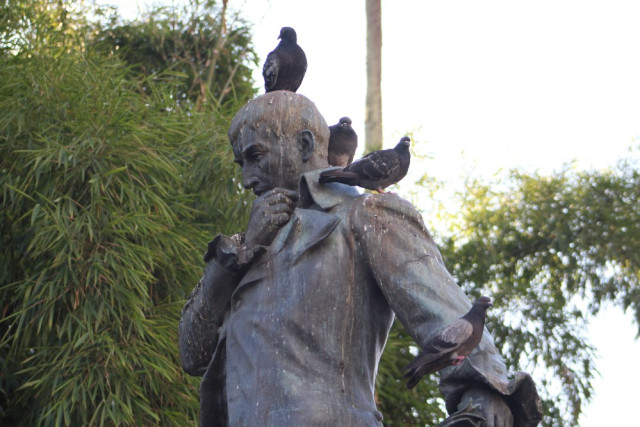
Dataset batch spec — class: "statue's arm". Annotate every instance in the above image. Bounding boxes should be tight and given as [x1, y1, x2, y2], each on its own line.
[351, 195, 542, 425]
[179, 187, 295, 375]
[178, 234, 245, 376]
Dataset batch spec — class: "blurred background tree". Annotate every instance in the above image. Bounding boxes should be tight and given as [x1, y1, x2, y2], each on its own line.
[89, 0, 256, 113]
[375, 322, 446, 426]
[432, 160, 640, 425]
[1, 0, 255, 424]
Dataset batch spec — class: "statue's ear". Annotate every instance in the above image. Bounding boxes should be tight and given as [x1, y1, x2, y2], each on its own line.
[297, 129, 315, 163]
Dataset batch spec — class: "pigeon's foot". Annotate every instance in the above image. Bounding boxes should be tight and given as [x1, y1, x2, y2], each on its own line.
[451, 356, 466, 366]
[378, 188, 399, 195]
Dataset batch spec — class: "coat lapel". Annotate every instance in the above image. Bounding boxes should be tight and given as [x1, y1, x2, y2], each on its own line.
[271, 208, 340, 263]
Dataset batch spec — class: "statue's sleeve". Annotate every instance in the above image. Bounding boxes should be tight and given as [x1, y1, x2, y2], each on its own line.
[178, 234, 246, 376]
[350, 194, 542, 425]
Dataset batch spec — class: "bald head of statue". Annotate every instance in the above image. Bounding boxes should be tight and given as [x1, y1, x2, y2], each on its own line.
[228, 91, 330, 196]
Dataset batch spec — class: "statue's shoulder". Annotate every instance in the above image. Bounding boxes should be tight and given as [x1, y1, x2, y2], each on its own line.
[301, 169, 422, 220]
[339, 192, 427, 235]
[348, 192, 421, 216]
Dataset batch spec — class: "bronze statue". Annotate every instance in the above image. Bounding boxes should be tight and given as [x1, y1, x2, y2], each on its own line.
[179, 91, 542, 426]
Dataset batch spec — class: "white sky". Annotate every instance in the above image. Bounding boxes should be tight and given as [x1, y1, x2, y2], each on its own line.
[99, 0, 640, 424]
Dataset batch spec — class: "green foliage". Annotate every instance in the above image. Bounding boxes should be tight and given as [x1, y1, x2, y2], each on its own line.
[436, 160, 640, 425]
[1, 50, 195, 426]
[376, 322, 446, 426]
[90, 0, 258, 112]
[1, 1, 253, 424]
[374, 155, 640, 426]
[1, 0, 87, 55]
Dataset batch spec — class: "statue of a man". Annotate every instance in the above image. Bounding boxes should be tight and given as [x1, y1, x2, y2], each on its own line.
[179, 91, 542, 426]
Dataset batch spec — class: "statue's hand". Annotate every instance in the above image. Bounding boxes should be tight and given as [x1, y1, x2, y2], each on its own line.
[457, 387, 513, 427]
[245, 188, 298, 249]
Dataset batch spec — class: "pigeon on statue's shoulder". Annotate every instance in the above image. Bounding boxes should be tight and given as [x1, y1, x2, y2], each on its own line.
[319, 136, 411, 193]
[328, 117, 358, 167]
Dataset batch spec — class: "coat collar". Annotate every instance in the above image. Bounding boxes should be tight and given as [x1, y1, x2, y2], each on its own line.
[298, 168, 361, 211]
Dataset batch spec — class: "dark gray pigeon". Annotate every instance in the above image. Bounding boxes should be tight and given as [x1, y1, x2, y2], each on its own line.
[319, 136, 410, 192]
[262, 27, 307, 93]
[403, 296, 493, 389]
[328, 117, 358, 167]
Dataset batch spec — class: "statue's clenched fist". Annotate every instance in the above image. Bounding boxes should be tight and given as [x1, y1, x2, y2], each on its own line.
[245, 188, 298, 249]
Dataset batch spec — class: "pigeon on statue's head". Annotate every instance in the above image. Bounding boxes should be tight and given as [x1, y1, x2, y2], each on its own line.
[403, 296, 493, 389]
[328, 117, 358, 167]
[262, 27, 307, 93]
[319, 136, 411, 193]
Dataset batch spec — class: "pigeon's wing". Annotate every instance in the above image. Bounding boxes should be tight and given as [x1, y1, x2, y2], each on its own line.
[403, 349, 447, 373]
[403, 353, 454, 389]
[262, 52, 279, 91]
[289, 61, 306, 91]
[329, 124, 338, 139]
[434, 318, 474, 351]
[289, 46, 307, 91]
[347, 150, 399, 181]
[318, 169, 362, 184]
[404, 319, 473, 376]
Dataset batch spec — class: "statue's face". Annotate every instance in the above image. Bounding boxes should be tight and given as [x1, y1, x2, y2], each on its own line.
[232, 124, 302, 196]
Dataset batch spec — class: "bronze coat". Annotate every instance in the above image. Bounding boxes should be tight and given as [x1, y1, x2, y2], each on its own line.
[179, 169, 539, 426]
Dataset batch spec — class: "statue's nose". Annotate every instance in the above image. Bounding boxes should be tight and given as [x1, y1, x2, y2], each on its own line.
[243, 175, 259, 190]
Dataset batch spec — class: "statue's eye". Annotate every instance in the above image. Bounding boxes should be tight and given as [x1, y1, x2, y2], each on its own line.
[245, 148, 262, 162]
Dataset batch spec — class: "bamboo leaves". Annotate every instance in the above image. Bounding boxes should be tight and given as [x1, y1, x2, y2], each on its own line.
[1, 1, 254, 425]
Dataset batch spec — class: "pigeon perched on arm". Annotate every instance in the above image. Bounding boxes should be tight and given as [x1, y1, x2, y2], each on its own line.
[328, 117, 358, 167]
[403, 296, 493, 389]
[262, 27, 307, 93]
[319, 136, 410, 192]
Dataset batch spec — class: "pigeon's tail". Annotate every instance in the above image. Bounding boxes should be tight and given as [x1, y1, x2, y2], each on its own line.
[318, 169, 360, 185]
[403, 353, 453, 389]
[405, 368, 424, 390]
[403, 351, 440, 373]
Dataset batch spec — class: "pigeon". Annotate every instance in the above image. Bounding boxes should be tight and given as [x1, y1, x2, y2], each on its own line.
[319, 136, 411, 193]
[328, 117, 358, 167]
[262, 27, 307, 93]
[403, 296, 493, 389]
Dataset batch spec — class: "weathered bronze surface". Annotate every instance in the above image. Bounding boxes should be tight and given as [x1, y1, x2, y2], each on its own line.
[179, 91, 542, 426]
